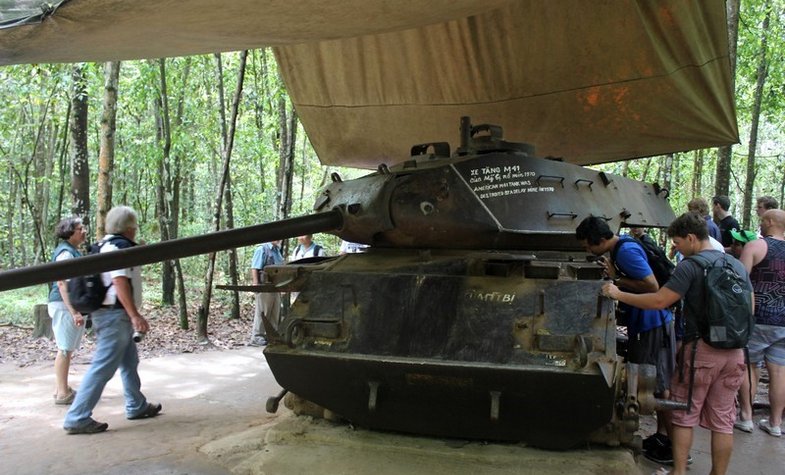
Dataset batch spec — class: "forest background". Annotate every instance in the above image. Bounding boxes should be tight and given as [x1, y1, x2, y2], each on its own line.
[0, 1, 784, 339]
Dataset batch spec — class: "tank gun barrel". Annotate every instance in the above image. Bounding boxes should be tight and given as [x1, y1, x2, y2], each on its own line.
[0, 210, 343, 292]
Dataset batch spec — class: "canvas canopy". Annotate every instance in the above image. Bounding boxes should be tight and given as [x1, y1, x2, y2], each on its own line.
[0, 0, 738, 168]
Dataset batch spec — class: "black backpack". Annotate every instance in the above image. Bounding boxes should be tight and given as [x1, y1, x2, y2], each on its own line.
[612, 235, 675, 287]
[67, 236, 131, 314]
[686, 253, 754, 349]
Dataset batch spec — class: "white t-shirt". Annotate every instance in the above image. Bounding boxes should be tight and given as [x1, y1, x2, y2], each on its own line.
[100, 235, 142, 308]
[291, 242, 325, 260]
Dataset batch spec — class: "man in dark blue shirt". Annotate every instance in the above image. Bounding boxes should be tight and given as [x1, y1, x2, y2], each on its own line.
[577, 217, 675, 463]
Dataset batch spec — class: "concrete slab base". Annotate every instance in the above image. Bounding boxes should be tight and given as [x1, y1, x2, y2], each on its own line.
[201, 414, 638, 475]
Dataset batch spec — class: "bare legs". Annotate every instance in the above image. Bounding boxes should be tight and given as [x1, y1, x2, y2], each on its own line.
[671, 425, 734, 475]
[709, 431, 733, 475]
[670, 425, 692, 475]
[767, 362, 785, 427]
[54, 349, 73, 398]
[737, 362, 784, 427]
[737, 365, 760, 422]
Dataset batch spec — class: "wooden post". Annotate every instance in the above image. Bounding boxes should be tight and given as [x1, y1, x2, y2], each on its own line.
[32, 304, 53, 339]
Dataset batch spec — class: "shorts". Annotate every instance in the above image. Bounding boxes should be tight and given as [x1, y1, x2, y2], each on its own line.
[48, 301, 85, 352]
[627, 322, 675, 396]
[747, 324, 785, 366]
[670, 340, 745, 433]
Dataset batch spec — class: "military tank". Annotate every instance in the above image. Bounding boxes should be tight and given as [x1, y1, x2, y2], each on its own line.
[0, 117, 682, 449]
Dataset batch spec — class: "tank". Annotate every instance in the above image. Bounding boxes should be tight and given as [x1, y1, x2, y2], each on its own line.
[0, 117, 683, 449]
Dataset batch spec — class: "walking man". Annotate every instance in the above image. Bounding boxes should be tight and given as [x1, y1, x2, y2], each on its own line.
[63, 206, 161, 434]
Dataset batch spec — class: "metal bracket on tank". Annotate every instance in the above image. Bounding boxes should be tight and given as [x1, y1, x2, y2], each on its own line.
[490, 390, 501, 422]
[547, 211, 578, 220]
[368, 381, 380, 412]
[536, 175, 565, 188]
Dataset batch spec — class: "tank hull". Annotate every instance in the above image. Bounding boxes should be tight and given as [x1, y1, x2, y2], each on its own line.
[263, 249, 637, 449]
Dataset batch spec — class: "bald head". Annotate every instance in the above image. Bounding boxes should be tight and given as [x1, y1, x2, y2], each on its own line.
[761, 209, 785, 237]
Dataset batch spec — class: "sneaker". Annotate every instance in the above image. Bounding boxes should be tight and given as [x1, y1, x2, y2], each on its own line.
[759, 419, 782, 437]
[127, 402, 162, 420]
[734, 418, 754, 433]
[645, 444, 693, 466]
[644, 443, 673, 465]
[642, 432, 669, 453]
[64, 419, 108, 435]
[249, 336, 267, 347]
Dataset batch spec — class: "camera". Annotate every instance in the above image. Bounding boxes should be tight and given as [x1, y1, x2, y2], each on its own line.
[132, 331, 146, 343]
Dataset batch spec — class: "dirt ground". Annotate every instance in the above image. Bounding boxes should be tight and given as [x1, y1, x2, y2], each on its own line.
[1, 345, 783, 475]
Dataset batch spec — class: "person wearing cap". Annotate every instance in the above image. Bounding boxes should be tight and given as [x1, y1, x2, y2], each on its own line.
[729, 229, 757, 259]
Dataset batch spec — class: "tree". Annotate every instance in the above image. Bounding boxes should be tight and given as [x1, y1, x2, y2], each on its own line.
[96, 61, 121, 239]
[70, 64, 90, 231]
[197, 51, 248, 340]
[715, 0, 741, 197]
[741, 2, 772, 229]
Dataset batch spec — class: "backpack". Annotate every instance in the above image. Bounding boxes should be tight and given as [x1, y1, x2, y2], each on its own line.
[686, 253, 754, 349]
[67, 235, 131, 314]
[612, 235, 675, 287]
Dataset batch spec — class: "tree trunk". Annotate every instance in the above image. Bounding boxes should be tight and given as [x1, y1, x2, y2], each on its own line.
[741, 4, 770, 229]
[96, 61, 121, 240]
[224, 176, 240, 319]
[7, 174, 17, 267]
[70, 64, 90, 229]
[55, 101, 71, 227]
[779, 154, 785, 208]
[197, 51, 248, 340]
[714, 0, 740, 197]
[154, 59, 175, 305]
[691, 149, 703, 198]
[661, 153, 673, 195]
[213, 53, 241, 320]
[32, 304, 53, 339]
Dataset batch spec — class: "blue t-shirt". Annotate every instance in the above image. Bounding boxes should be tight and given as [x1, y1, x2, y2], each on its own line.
[615, 237, 673, 336]
[251, 243, 284, 270]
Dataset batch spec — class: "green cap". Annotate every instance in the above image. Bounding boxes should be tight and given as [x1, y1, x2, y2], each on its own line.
[730, 229, 757, 244]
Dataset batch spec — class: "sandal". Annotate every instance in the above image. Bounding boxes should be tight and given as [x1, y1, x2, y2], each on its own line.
[54, 388, 77, 405]
[127, 402, 162, 420]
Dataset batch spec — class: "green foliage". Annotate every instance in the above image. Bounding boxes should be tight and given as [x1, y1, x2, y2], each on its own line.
[0, 285, 48, 325]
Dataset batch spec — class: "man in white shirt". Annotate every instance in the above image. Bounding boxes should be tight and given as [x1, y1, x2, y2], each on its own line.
[63, 206, 161, 434]
[290, 234, 326, 261]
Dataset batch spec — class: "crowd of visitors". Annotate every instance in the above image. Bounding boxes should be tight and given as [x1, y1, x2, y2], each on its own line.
[591, 194, 781, 475]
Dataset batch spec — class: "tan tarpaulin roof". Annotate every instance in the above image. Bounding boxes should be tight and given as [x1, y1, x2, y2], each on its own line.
[0, 0, 738, 168]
